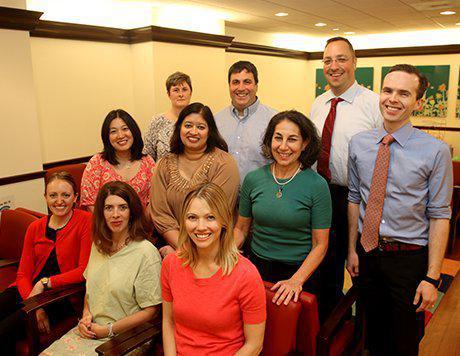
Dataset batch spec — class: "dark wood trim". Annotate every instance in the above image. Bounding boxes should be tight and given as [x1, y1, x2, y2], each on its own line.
[31, 21, 130, 43]
[415, 126, 460, 132]
[43, 155, 93, 170]
[129, 25, 234, 48]
[0, 6, 42, 31]
[0, 171, 45, 186]
[309, 44, 460, 60]
[227, 41, 308, 60]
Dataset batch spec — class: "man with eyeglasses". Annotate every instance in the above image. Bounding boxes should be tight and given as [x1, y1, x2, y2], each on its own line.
[310, 37, 382, 320]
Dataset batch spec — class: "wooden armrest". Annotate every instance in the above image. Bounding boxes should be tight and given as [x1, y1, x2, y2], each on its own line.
[95, 318, 162, 355]
[22, 284, 85, 314]
[317, 285, 359, 342]
[0, 258, 19, 268]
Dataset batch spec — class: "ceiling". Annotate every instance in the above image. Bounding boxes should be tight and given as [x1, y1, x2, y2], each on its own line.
[190, 0, 460, 36]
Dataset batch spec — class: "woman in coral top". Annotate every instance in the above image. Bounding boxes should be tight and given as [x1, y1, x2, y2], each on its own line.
[81, 109, 155, 211]
[0, 171, 92, 354]
[161, 183, 266, 356]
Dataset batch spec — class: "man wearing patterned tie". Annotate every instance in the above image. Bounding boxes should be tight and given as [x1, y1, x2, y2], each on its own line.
[347, 64, 452, 356]
[310, 37, 381, 319]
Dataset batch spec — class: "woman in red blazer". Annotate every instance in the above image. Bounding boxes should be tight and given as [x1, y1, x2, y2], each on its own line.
[0, 171, 92, 354]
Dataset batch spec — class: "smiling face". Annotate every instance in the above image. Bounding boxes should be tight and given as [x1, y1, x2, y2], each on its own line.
[185, 197, 222, 254]
[45, 179, 77, 218]
[180, 113, 209, 152]
[103, 194, 130, 235]
[229, 70, 258, 114]
[168, 81, 192, 110]
[109, 117, 133, 153]
[271, 119, 308, 170]
[380, 71, 423, 132]
[323, 40, 356, 96]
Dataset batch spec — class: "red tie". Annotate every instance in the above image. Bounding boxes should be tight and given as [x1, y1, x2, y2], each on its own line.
[360, 134, 395, 252]
[317, 97, 344, 181]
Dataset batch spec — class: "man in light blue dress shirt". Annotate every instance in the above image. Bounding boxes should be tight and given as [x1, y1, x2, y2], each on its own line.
[347, 64, 452, 356]
[215, 61, 277, 182]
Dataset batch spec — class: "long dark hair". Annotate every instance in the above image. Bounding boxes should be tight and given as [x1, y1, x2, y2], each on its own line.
[170, 102, 228, 154]
[92, 181, 149, 255]
[101, 109, 144, 165]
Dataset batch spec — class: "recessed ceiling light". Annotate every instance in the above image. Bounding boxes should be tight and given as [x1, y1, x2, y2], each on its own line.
[344, 31, 355, 35]
[440, 10, 456, 15]
[315, 22, 327, 27]
[275, 12, 288, 17]
[456, 22, 460, 25]
[332, 28, 339, 31]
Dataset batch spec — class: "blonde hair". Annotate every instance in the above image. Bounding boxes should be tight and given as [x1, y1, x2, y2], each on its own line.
[177, 182, 239, 275]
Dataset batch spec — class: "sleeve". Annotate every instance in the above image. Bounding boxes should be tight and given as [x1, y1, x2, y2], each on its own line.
[143, 117, 158, 161]
[238, 262, 266, 324]
[347, 138, 361, 204]
[134, 244, 162, 308]
[209, 152, 240, 211]
[50, 213, 93, 288]
[426, 143, 453, 219]
[238, 172, 253, 218]
[311, 176, 332, 229]
[15, 222, 39, 299]
[160, 254, 173, 302]
[149, 157, 180, 234]
[80, 155, 103, 208]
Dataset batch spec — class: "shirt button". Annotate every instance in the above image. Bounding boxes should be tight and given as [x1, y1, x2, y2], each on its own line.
[381, 219, 385, 224]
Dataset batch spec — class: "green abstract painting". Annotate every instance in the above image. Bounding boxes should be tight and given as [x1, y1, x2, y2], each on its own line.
[381, 65, 450, 118]
[457, 67, 460, 119]
[315, 67, 374, 97]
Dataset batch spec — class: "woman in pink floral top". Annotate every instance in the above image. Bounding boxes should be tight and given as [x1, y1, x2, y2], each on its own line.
[81, 109, 155, 211]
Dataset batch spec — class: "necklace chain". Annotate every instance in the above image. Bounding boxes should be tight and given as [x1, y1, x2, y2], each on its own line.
[271, 163, 301, 198]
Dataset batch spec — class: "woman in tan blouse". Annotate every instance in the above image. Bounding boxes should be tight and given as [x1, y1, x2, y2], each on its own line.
[149, 102, 240, 257]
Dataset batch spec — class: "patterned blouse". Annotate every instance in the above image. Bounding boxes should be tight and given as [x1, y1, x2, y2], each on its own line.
[80, 153, 155, 208]
[143, 114, 175, 162]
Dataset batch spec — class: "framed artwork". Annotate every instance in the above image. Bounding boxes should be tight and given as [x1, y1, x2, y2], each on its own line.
[315, 67, 374, 97]
[381, 65, 450, 118]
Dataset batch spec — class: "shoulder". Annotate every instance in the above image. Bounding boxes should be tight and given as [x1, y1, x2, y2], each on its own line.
[350, 128, 377, 146]
[411, 128, 450, 153]
[132, 240, 161, 261]
[142, 154, 156, 166]
[243, 165, 268, 184]
[27, 216, 47, 233]
[299, 168, 328, 185]
[88, 153, 103, 164]
[163, 252, 182, 269]
[232, 255, 263, 283]
[72, 209, 92, 222]
[214, 148, 236, 164]
[312, 91, 330, 107]
[258, 102, 277, 114]
[215, 105, 232, 118]
[353, 86, 380, 110]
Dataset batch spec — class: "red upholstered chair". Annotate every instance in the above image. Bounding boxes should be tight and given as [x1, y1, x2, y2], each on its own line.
[15, 207, 46, 219]
[0, 209, 38, 291]
[45, 163, 87, 206]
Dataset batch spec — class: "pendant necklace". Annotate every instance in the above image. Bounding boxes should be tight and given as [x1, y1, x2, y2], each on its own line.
[271, 163, 301, 198]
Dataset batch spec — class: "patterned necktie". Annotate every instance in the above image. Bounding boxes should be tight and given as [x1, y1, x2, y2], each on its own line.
[360, 134, 395, 252]
[317, 97, 344, 181]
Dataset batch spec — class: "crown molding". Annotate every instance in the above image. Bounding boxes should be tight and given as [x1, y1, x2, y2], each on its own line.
[227, 41, 308, 59]
[0, 6, 42, 31]
[0, 171, 45, 186]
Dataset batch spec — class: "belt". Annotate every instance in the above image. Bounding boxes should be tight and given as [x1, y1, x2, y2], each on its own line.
[378, 237, 424, 252]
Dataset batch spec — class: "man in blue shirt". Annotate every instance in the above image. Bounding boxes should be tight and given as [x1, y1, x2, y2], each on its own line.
[347, 64, 452, 356]
[215, 61, 277, 182]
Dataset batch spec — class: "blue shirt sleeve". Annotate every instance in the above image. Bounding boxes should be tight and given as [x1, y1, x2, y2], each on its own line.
[347, 137, 361, 203]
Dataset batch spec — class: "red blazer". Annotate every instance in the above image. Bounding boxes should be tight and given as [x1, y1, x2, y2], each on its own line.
[13, 209, 92, 299]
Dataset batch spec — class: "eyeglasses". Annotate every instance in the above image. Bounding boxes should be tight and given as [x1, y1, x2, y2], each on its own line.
[322, 56, 351, 66]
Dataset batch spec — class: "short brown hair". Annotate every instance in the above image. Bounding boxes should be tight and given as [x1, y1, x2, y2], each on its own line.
[387, 64, 429, 100]
[177, 182, 239, 275]
[166, 71, 192, 93]
[45, 171, 77, 195]
[325, 36, 355, 58]
[92, 181, 149, 255]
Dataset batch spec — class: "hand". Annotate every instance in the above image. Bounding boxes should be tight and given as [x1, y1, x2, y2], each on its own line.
[159, 245, 175, 258]
[89, 323, 109, 339]
[413, 280, 438, 312]
[78, 314, 96, 339]
[271, 278, 303, 305]
[28, 281, 45, 298]
[346, 250, 359, 277]
[36, 308, 50, 334]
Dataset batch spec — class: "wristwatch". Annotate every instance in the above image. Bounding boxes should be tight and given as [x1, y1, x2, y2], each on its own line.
[40, 277, 50, 290]
[423, 276, 440, 289]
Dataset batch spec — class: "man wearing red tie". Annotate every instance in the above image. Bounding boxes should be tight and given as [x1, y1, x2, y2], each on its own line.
[347, 64, 452, 356]
[310, 37, 381, 319]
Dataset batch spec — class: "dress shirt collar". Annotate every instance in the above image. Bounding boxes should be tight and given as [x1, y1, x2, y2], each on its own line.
[377, 122, 413, 147]
[231, 97, 260, 121]
[325, 81, 359, 104]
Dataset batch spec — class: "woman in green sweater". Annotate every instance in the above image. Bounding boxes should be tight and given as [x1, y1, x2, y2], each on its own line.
[234, 110, 331, 306]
